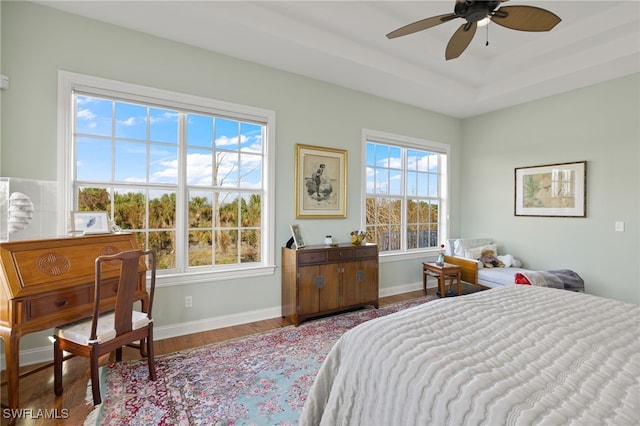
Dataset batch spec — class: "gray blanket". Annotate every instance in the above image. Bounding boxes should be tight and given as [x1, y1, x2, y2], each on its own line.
[520, 269, 584, 292]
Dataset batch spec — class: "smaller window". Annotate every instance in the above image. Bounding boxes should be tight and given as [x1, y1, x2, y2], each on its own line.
[363, 129, 449, 255]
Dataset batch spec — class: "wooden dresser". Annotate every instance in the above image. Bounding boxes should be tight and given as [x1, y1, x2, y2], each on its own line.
[282, 244, 378, 326]
[0, 233, 148, 414]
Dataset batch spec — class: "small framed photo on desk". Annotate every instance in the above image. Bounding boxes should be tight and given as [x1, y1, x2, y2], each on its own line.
[290, 224, 305, 248]
[71, 211, 111, 234]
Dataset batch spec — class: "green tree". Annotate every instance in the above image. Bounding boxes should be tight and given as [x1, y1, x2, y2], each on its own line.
[78, 188, 110, 211]
[114, 191, 146, 229]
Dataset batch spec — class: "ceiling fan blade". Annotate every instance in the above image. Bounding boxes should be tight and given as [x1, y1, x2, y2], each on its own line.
[445, 22, 477, 60]
[491, 5, 561, 32]
[386, 13, 457, 39]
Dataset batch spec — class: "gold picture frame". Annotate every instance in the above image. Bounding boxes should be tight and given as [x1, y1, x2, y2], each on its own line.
[514, 161, 587, 217]
[295, 144, 347, 218]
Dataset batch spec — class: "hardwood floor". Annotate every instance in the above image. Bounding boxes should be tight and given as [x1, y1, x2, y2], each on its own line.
[1, 284, 481, 425]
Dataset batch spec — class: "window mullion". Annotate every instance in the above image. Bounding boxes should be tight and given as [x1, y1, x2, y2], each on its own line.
[400, 148, 408, 251]
[174, 112, 188, 272]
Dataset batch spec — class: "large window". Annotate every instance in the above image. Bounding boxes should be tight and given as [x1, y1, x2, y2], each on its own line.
[58, 72, 275, 284]
[363, 129, 448, 255]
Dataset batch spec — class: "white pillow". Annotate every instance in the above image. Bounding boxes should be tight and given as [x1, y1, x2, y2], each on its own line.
[464, 244, 498, 261]
[444, 240, 456, 256]
[453, 238, 493, 257]
[497, 254, 514, 268]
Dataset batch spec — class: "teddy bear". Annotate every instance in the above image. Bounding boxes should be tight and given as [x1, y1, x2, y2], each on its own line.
[479, 248, 505, 268]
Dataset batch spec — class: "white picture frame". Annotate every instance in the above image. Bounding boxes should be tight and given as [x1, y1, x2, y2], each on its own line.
[290, 224, 305, 248]
[71, 211, 111, 234]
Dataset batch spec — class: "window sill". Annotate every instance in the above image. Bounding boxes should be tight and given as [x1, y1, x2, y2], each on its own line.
[154, 265, 277, 288]
[378, 250, 439, 263]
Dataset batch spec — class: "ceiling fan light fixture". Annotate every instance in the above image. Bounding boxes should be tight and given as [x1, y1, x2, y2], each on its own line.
[386, 0, 561, 60]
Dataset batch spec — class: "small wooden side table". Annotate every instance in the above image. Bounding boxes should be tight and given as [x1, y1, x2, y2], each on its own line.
[422, 262, 462, 298]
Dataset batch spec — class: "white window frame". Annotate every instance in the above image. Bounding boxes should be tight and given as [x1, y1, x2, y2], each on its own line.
[361, 129, 449, 262]
[57, 71, 276, 287]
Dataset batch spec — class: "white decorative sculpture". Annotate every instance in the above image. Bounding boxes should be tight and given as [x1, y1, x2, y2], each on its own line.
[8, 192, 34, 233]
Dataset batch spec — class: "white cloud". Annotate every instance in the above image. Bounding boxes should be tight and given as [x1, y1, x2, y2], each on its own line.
[77, 108, 95, 120]
[118, 117, 136, 126]
[149, 111, 178, 124]
[216, 135, 240, 147]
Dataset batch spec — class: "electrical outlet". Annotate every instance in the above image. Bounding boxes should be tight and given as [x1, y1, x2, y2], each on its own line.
[185, 296, 193, 308]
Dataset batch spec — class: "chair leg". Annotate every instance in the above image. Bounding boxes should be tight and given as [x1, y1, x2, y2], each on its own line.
[89, 347, 102, 405]
[139, 337, 148, 357]
[115, 347, 123, 362]
[53, 338, 63, 396]
[147, 328, 157, 381]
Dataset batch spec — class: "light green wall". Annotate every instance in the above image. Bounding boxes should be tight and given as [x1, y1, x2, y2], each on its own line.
[1, 2, 638, 354]
[1, 2, 462, 350]
[461, 74, 640, 303]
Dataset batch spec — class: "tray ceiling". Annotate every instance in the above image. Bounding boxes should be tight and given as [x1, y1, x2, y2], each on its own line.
[37, 1, 640, 118]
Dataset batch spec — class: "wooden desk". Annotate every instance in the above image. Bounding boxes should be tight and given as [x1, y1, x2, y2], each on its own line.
[422, 262, 461, 298]
[0, 234, 148, 415]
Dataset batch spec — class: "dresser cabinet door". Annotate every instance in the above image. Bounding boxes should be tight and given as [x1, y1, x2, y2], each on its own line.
[358, 258, 379, 303]
[318, 264, 340, 312]
[298, 266, 320, 315]
[342, 259, 378, 307]
[297, 264, 340, 316]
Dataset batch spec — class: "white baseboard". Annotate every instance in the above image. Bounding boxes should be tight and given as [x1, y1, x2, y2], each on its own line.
[380, 280, 428, 297]
[0, 281, 429, 369]
[153, 306, 282, 342]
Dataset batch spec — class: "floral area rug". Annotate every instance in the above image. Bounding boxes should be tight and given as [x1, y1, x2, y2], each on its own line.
[86, 296, 437, 425]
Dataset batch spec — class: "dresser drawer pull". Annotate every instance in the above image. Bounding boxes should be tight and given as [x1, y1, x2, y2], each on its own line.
[54, 298, 68, 307]
[314, 276, 325, 289]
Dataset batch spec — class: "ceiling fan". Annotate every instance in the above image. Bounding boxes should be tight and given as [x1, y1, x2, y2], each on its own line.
[386, 0, 561, 60]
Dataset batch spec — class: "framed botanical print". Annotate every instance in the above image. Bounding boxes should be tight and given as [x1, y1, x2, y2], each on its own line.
[515, 161, 587, 217]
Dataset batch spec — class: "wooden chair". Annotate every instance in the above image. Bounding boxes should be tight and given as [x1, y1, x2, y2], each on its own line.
[53, 249, 157, 405]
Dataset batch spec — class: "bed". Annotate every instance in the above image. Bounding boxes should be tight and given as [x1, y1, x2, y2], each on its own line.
[299, 286, 639, 426]
[442, 238, 584, 291]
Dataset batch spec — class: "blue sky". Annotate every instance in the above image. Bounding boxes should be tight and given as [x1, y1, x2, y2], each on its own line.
[365, 141, 439, 197]
[75, 95, 263, 191]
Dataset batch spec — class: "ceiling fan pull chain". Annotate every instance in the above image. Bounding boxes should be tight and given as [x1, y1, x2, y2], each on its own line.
[485, 22, 489, 46]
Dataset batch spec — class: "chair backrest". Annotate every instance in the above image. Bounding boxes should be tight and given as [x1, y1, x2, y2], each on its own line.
[92, 249, 157, 339]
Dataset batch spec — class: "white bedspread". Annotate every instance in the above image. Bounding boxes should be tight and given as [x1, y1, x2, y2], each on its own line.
[478, 266, 530, 288]
[300, 286, 640, 426]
